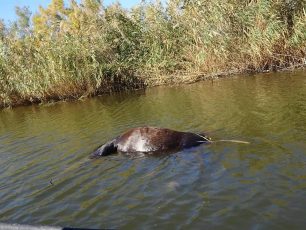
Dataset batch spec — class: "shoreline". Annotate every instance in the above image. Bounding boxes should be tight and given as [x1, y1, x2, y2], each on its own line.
[1, 64, 305, 110]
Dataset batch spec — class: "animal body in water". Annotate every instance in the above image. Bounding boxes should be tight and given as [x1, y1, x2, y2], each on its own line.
[91, 126, 211, 157]
[49, 127, 249, 185]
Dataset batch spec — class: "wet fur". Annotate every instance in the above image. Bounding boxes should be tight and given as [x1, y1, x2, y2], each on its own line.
[91, 126, 211, 158]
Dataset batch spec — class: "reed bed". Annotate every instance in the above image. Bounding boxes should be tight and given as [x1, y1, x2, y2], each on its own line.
[0, 0, 305, 108]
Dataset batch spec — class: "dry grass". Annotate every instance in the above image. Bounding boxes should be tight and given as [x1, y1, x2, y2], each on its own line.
[0, 0, 305, 108]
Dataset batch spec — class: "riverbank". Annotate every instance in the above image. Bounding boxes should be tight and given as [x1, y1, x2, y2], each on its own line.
[1, 0, 305, 108]
[1, 65, 305, 109]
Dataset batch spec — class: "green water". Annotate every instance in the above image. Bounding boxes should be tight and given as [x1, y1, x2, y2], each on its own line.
[0, 70, 306, 229]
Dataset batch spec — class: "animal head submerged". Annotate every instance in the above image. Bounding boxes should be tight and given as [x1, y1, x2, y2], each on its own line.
[90, 140, 117, 157]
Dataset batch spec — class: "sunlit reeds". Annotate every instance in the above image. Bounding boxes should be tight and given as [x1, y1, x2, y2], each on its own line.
[0, 0, 305, 108]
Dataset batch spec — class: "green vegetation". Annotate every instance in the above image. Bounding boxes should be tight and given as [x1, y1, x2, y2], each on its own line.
[0, 0, 305, 108]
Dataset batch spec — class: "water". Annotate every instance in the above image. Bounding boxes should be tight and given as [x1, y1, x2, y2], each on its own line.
[0, 70, 306, 229]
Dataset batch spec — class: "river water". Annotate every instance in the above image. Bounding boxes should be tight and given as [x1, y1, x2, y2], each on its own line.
[0, 70, 306, 229]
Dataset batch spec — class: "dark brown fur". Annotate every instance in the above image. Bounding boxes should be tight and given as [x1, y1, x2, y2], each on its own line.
[91, 126, 210, 157]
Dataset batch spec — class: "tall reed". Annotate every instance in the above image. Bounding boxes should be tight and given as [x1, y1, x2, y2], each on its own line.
[0, 0, 305, 108]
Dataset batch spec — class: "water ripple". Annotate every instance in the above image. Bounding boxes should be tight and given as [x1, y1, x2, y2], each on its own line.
[1, 71, 306, 228]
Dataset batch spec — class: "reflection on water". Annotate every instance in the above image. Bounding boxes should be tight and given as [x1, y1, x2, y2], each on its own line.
[1, 70, 306, 229]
